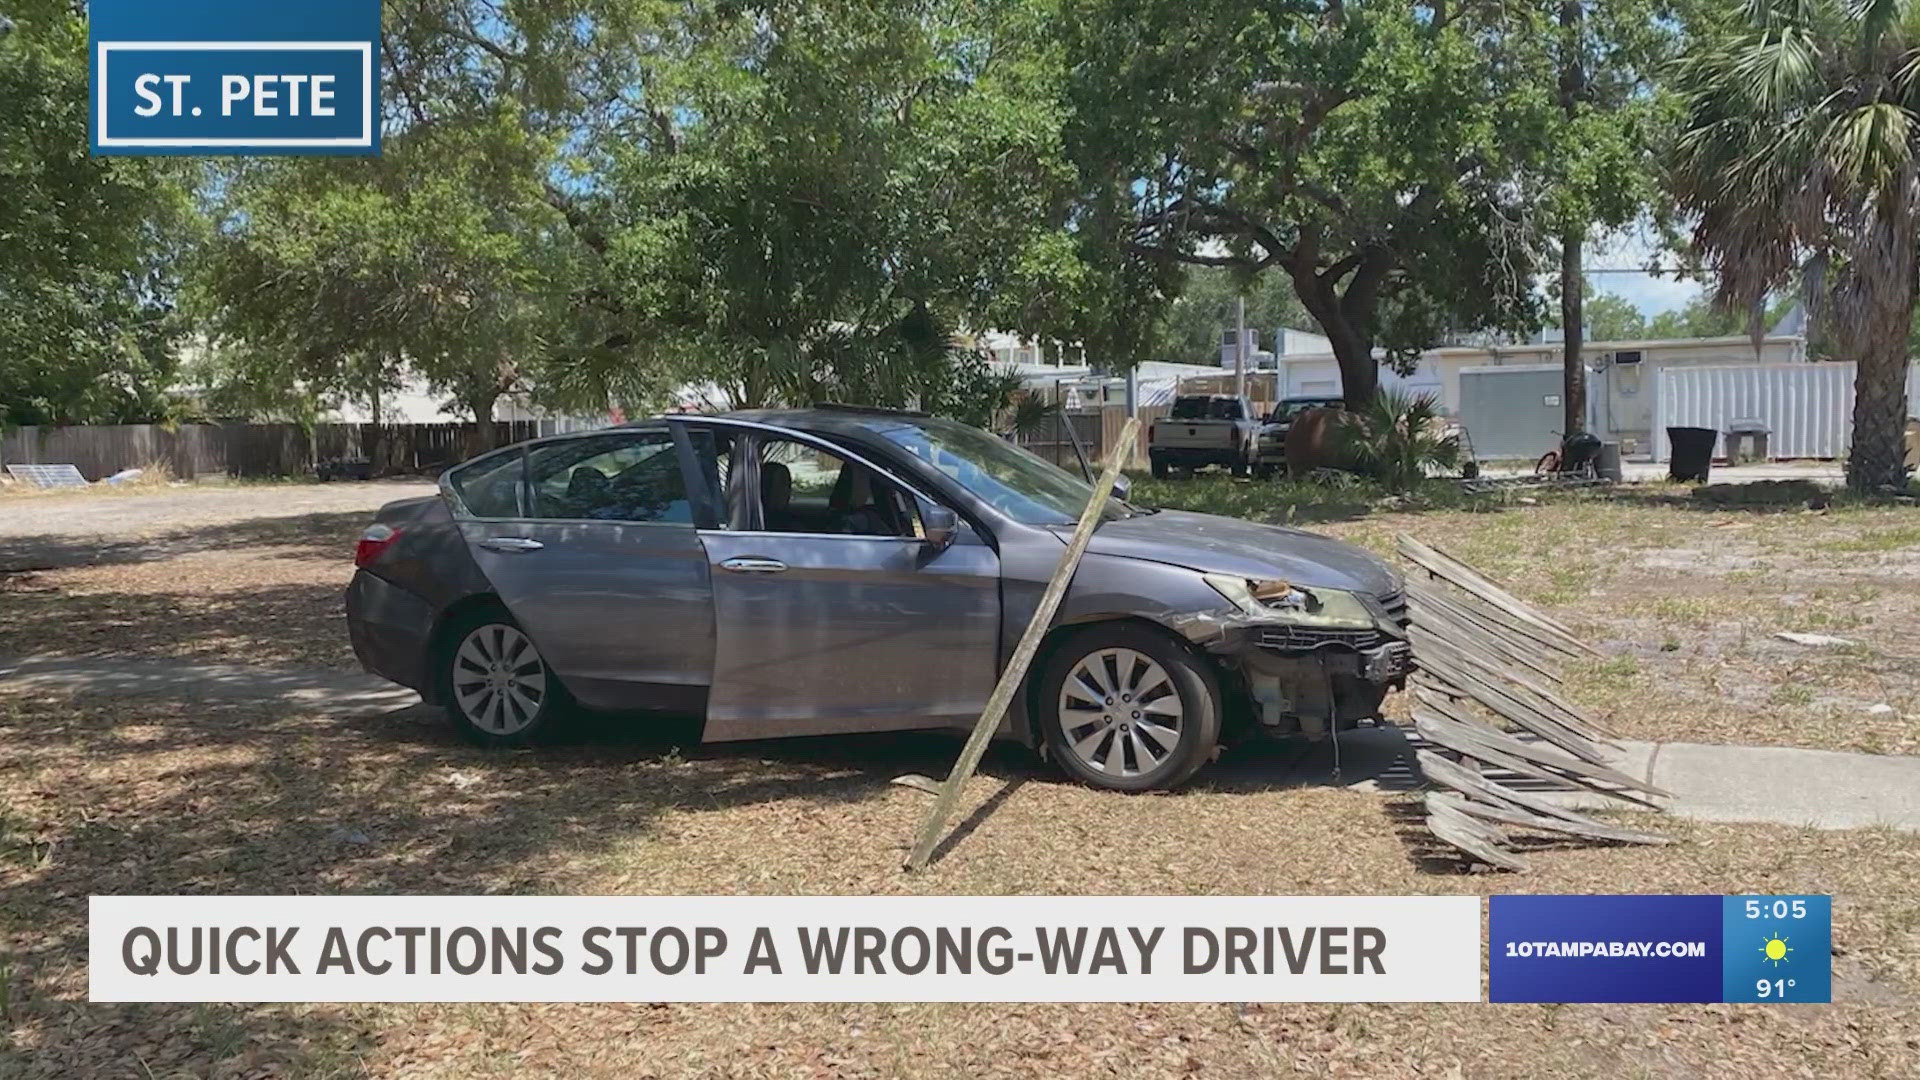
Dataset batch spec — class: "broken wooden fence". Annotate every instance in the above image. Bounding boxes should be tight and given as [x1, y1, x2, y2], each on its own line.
[1396, 534, 1670, 871]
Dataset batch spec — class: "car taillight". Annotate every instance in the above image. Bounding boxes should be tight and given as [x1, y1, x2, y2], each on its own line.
[355, 523, 402, 569]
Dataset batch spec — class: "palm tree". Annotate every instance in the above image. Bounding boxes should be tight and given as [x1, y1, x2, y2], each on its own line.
[1337, 390, 1462, 493]
[1670, 0, 1917, 491]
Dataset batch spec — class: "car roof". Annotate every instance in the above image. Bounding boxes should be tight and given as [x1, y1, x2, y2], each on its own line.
[633, 406, 934, 440]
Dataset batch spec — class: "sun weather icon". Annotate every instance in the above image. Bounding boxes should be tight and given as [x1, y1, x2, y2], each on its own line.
[1760, 933, 1792, 967]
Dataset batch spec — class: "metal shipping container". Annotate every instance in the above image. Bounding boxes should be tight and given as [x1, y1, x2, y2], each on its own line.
[1652, 362, 1920, 461]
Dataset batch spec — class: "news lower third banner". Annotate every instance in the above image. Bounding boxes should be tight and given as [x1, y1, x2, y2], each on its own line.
[89, 0, 382, 156]
[91, 896, 1481, 1003]
[90, 894, 1831, 1003]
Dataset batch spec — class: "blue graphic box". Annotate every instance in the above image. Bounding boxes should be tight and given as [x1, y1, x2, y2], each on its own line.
[90, 0, 382, 155]
[1491, 895, 1831, 1004]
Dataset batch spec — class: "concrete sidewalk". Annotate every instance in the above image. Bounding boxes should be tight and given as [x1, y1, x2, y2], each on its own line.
[0, 655, 420, 712]
[1234, 725, 1920, 833]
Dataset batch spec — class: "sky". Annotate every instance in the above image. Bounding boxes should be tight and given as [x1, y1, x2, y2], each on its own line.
[1587, 223, 1708, 318]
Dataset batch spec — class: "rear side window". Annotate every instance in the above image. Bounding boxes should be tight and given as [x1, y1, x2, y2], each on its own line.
[446, 450, 524, 518]
[525, 430, 693, 524]
[1169, 397, 1244, 421]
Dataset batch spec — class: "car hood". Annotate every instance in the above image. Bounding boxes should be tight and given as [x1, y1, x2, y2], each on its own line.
[1058, 509, 1402, 595]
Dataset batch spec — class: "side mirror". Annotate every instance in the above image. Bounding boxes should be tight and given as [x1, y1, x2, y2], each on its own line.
[923, 505, 959, 550]
[1110, 474, 1132, 503]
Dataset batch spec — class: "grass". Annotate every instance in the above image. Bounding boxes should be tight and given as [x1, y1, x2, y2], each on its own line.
[1133, 473, 1920, 755]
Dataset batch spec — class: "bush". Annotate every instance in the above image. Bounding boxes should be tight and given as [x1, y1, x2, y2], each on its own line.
[1335, 390, 1461, 492]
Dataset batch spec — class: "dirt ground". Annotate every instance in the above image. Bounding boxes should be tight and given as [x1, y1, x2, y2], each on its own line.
[0, 480, 429, 669]
[1, 478, 1918, 1077]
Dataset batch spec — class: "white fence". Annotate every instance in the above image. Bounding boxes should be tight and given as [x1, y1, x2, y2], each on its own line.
[1652, 362, 1920, 461]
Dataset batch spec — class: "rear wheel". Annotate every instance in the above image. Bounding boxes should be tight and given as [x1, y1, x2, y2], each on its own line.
[437, 608, 562, 746]
[1533, 450, 1561, 477]
[1038, 624, 1221, 792]
[1150, 457, 1170, 480]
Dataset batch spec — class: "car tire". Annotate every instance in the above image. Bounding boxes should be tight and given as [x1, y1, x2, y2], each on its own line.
[1150, 458, 1170, 480]
[1038, 623, 1221, 792]
[436, 605, 565, 747]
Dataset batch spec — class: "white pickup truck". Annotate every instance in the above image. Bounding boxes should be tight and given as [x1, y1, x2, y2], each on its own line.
[1148, 395, 1263, 479]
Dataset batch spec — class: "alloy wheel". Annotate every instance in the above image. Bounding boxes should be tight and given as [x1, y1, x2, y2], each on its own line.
[1056, 647, 1185, 778]
[452, 624, 547, 736]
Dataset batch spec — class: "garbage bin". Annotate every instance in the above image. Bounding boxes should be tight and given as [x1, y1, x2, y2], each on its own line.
[1667, 426, 1717, 483]
[1726, 419, 1771, 464]
[1596, 441, 1624, 483]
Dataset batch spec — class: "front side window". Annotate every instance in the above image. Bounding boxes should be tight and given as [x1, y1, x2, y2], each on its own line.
[756, 438, 918, 537]
[525, 430, 693, 524]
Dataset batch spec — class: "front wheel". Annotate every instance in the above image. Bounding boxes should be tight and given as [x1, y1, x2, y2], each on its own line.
[1038, 624, 1221, 791]
[438, 610, 563, 746]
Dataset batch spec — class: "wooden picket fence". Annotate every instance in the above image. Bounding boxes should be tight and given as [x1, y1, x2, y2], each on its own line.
[0, 421, 573, 482]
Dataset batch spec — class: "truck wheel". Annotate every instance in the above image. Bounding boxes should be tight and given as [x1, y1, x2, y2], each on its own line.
[1038, 623, 1221, 792]
[1231, 455, 1251, 478]
[1150, 458, 1170, 480]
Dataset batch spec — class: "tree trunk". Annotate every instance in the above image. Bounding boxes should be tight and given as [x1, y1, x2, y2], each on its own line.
[1329, 329, 1378, 409]
[465, 389, 501, 458]
[1835, 182, 1916, 493]
[1849, 342, 1912, 491]
[1558, 0, 1586, 438]
[1561, 230, 1585, 436]
[1289, 259, 1379, 409]
[366, 380, 384, 476]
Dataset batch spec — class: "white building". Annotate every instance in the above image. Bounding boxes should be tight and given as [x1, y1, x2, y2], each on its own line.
[1260, 334, 1807, 457]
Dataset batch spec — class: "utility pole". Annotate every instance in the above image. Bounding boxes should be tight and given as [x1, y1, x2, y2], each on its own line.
[1234, 295, 1248, 404]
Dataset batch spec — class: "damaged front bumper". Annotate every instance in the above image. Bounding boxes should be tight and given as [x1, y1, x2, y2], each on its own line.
[1169, 601, 1413, 739]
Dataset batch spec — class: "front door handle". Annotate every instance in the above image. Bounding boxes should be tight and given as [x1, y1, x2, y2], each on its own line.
[720, 556, 788, 574]
[479, 537, 544, 554]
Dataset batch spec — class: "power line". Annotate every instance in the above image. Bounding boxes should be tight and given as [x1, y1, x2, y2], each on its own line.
[1583, 267, 1715, 275]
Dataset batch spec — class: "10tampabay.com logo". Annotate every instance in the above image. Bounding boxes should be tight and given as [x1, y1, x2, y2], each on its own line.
[90, 0, 381, 155]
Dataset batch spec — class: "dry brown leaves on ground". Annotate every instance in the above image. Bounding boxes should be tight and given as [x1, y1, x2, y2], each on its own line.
[0, 688, 1915, 1078]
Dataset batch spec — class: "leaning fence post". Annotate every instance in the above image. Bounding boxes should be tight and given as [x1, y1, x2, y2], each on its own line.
[904, 418, 1140, 872]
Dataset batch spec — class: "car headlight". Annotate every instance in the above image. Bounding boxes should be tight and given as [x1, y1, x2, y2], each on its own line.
[1202, 574, 1378, 629]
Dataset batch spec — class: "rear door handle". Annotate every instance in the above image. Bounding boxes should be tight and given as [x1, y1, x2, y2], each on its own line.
[720, 556, 787, 574]
[479, 537, 544, 554]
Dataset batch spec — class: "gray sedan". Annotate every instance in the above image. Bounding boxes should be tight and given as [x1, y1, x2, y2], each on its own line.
[346, 407, 1409, 791]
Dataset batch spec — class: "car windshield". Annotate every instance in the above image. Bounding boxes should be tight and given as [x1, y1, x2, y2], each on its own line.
[853, 415, 1130, 525]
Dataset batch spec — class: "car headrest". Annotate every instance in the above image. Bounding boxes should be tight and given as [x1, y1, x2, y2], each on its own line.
[760, 461, 792, 512]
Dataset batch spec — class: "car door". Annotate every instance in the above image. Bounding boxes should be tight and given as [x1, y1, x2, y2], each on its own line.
[671, 417, 1002, 741]
[447, 426, 715, 713]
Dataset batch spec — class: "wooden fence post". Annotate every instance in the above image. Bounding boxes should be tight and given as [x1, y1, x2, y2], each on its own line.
[904, 418, 1140, 872]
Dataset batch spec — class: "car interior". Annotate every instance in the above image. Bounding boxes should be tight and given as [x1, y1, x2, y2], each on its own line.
[756, 440, 917, 537]
[532, 436, 694, 523]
